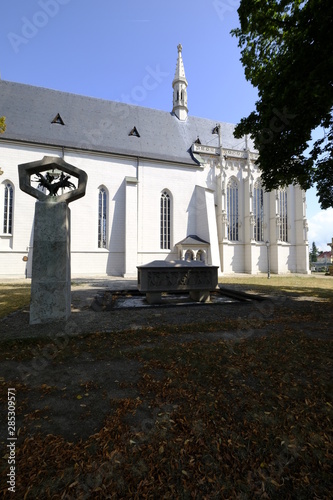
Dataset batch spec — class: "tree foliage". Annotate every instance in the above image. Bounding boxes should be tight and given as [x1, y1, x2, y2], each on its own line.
[232, 0, 333, 209]
[310, 242, 319, 262]
[0, 116, 5, 134]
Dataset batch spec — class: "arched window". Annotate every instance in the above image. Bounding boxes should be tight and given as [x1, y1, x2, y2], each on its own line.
[185, 249, 194, 261]
[227, 178, 238, 241]
[253, 180, 264, 242]
[160, 190, 171, 250]
[98, 187, 107, 248]
[196, 249, 206, 262]
[3, 182, 14, 234]
[278, 189, 288, 242]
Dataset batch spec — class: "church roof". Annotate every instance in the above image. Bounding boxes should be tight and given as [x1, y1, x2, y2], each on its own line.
[0, 80, 254, 166]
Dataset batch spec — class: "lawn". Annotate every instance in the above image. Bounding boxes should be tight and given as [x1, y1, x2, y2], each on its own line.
[0, 275, 332, 498]
[220, 273, 333, 299]
[1, 274, 332, 319]
[0, 283, 31, 319]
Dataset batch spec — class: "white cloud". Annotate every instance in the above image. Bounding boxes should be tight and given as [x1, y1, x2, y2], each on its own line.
[308, 208, 333, 251]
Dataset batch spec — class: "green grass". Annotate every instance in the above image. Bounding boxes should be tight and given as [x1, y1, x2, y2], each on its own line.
[0, 283, 31, 318]
[219, 274, 333, 300]
[0, 274, 332, 321]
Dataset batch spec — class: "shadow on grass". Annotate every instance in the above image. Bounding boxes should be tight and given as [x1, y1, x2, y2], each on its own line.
[0, 284, 31, 319]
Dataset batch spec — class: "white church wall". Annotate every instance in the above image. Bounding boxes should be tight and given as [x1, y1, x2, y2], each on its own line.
[137, 160, 199, 265]
[279, 244, 293, 273]
[0, 136, 310, 277]
[0, 144, 140, 276]
[270, 243, 290, 274]
[66, 152, 136, 252]
[124, 177, 139, 276]
[221, 243, 245, 274]
[251, 244, 269, 274]
[65, 151, 136, 275]
[296, 244, 309, 273]
[0, 143, 62, 276]
[293, 185, 310, 273]
[71, 251, 124, 276]
[195, 186, 220, 268]
[195, 161, 216, 193]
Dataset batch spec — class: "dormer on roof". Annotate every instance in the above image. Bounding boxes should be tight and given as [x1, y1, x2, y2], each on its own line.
[51, 113, 65, 125]
[172, 44, 188, 121]
[129, 126, 140, 137]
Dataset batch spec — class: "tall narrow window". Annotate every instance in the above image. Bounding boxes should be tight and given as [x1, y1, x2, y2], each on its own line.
[160, 191, 171, 249]
[3, 182, 13, 234]
[279, 189, 288, 242]
[227, 179, 238, 241]
[253, 180, 264, 242]
[98, 187, 107, 248]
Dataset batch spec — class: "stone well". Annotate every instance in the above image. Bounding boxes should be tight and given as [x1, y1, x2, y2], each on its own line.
[137, 260, 218, 304]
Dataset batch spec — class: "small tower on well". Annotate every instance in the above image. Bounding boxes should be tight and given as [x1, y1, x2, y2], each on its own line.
[172, 44, 188, 121]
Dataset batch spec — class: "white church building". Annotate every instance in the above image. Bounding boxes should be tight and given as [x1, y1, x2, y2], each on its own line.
[0, 45, 309, 278]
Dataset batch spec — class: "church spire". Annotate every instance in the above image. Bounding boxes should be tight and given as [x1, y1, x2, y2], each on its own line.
[172, 44, 188, 121]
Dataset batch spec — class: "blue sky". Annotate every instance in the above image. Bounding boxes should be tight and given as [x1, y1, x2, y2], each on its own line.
[1, 0, 332, 251]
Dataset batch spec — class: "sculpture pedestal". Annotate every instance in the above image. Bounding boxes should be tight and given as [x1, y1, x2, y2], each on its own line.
[30, 201, 71, 324]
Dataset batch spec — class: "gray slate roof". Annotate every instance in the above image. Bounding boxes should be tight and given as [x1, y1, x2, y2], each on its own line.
[176, 235, 209, 245]
[0, 80, 253, 166]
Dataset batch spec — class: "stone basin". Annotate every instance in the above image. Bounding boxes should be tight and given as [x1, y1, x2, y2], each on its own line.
[137, 260, 219, 304]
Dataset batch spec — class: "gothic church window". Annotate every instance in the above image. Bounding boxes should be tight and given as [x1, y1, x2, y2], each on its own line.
[227, 178, 239, 241]
[3, 182, 13, 234]
[253, 180, 264, 242]
[160, 190, 171, 250]
[98, 187, 107, 248]
[278, 189, 288, 242]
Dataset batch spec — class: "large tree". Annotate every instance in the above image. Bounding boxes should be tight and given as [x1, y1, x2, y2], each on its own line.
[232, 0, 333, 209]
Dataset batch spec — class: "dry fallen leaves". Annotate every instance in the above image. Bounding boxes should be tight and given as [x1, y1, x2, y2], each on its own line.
[0, 315, 332, 498]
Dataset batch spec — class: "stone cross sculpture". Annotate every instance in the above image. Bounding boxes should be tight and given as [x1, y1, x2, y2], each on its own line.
[18, 156, 87, 324]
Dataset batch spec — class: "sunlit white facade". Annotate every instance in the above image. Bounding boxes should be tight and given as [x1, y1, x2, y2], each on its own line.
[0, 46, 309, 277]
